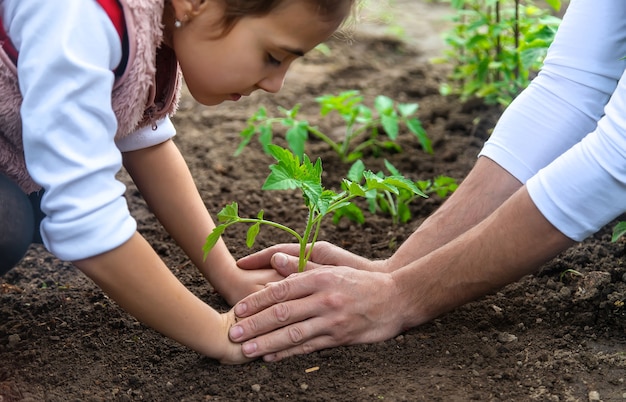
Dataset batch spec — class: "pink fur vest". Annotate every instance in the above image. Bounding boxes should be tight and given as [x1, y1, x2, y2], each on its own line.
[0, 0, 182, 193]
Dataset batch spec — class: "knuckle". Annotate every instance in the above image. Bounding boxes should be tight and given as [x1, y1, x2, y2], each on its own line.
[300, 342, 317, 354]
[287, 325, 304, 344]
[319, 291, 344, 310]
[268, 280, 290, 302]
[244, 315, 260, 333]
[310, 268, 336, 286]
[314, 241, 332, 260]
[272, 303, 290, 323]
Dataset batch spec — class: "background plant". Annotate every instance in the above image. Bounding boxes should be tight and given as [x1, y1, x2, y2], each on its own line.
[235, 90, 431, 163]
[204, 145, 425, 272]
[435, 0, 562, 106]
[336, 159, 458, 225]
[612, 221, 626, 243]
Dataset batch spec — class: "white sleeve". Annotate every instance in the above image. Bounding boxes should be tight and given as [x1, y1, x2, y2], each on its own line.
[479, 0, 626, 182]
[478, 0, 626, 241]
[5, 0, 137, 260]
[528, 68, 626, 241]
[115, 116, 177, 152]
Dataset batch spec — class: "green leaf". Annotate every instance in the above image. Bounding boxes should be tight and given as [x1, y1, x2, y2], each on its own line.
[246, 222, 261, 248]
[543, 0, 561, 11]
[262, 145, 323, 210]
[383, 176, 426, 198]
[612, 221, 626, 242]
[235, 125, 255, 156]
[383, 159, 401, 176]
[363, 171, 400, 195]
[279, 104, 301, 119]
[397, 103, 418, 117]
[406, 118, 432, 154]
[203, 225, 226, 260]
[381, 115, 399, 140]
[258, 125, 273, 154]
[374, 95, 394, 115]
[285, 122, 309, 160]
[263, 163, 301, 191]
[397, 203, 412, 224]
[217, 202, 240, 223]
[347, 160, 365, 182]
[344, 179, 366, 197]
[332, 203, 365, 224]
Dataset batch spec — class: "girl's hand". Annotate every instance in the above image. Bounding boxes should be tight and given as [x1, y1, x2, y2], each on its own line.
[217, 308, 256, 365]
[236, 241, 390, 277]
[217, 265, 286, 306]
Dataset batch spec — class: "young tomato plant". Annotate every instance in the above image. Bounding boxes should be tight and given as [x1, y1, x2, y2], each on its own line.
[235, 90, 431, 163]
[338, 159, 458, 225]
[203, 145, 424, 272]
[434, 0, 561, 106]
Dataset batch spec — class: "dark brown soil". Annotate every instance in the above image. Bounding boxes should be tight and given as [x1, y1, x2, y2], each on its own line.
[1, 6, 625, 401]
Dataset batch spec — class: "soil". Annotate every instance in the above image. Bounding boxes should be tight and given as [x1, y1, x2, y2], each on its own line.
[1, 2, 625, 401]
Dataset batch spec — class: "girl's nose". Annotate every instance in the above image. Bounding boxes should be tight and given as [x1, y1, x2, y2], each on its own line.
[257, 69, 287, 94]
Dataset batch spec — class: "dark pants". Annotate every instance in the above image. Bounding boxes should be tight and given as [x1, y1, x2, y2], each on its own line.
[0, 173, 44, 275]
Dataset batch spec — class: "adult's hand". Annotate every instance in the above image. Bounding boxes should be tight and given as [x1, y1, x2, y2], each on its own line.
[228, 265, 406, 361]
[236, 241, 388, 277]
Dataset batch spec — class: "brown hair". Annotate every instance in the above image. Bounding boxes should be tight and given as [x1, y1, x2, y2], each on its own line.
[216, 0, 356, 35]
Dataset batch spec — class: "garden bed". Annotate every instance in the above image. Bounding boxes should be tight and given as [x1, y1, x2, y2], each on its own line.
[1, 2, 625, 400]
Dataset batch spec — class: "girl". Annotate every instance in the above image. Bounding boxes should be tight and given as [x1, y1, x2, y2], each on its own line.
[0, 0, 354, 364]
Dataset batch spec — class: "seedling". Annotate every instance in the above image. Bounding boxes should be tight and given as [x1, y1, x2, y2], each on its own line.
[434, 0, 561, 106]
[559, 268, 583, 282]
[203, 145, 424, 272]
[339, 160, 458, 225]
[235, 90, 431, 163]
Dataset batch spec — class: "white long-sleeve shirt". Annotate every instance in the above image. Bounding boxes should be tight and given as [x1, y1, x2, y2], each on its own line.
[2, 0, 176, 261]
[479, 0, 626, 241]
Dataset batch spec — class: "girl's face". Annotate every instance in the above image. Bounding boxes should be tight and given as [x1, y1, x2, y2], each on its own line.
[170, 0, 345, 105]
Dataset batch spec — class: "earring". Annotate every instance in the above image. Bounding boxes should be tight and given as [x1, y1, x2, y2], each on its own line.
[174, 19, 183, 28]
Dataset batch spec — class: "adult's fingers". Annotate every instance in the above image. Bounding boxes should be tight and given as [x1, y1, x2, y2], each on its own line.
[229, 267, 405, 359]
[229, 270, 353, 356]
[232, 268, 324, 320]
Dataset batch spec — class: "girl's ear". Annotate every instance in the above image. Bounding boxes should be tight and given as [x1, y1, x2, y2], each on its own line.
[170, 0, 213, 22]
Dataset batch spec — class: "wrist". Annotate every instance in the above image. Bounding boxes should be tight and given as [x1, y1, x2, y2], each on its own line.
[389, 264, 442, 330]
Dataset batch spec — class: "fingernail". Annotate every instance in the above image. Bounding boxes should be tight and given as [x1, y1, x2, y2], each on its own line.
[264, 354, 276, 362]
[274, 253, 288, 268]
[229, 325, 243, 340]
[234, 302, 247, 316]
[242, 342, 258, 355]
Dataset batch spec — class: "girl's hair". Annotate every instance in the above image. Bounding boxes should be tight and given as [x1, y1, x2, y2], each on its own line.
[217, 0, 356, 35]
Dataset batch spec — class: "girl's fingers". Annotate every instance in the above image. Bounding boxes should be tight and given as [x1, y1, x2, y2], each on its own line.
[237, 243, 301, 269]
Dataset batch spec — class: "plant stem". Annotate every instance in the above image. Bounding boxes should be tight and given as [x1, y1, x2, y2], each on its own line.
[232, 218, 303, 243]
[384, 190, 399, 225]
[304, 217, 323, 269]
[298, 209, 317, 271]
[306, 126, 342, 155]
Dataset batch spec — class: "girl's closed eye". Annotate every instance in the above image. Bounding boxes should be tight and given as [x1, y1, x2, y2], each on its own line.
[267, 53, 281, 66]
